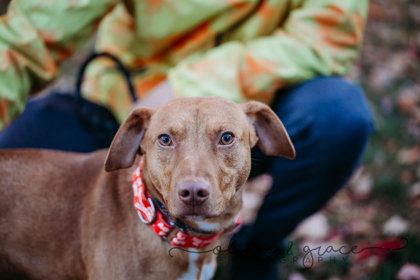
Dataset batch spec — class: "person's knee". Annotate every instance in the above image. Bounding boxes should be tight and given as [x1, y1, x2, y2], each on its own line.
[301, 77, 374, 153]
[271, 76, 375, 195]
[274, 76, 373, 133]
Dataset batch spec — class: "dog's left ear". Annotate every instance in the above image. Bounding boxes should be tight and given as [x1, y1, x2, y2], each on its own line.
[241, 101, 296, 159]
[105, 107, 156, 172]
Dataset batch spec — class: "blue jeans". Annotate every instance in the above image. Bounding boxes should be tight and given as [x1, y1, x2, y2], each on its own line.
[229, 76, 374, 279]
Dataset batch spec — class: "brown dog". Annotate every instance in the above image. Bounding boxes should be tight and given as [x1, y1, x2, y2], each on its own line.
[0, 96, 295, 280]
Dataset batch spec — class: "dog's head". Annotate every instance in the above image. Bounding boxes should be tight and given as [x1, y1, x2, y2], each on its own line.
[105, 96, 295, 230]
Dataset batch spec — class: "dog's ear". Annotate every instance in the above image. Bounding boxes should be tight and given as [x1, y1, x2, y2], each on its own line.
[240, 101, 295, 159]
[105, 107, 156, 172]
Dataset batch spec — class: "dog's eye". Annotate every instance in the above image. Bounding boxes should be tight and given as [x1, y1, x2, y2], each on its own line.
[159, 135, 172, 146]
[220, 133, 234, 145]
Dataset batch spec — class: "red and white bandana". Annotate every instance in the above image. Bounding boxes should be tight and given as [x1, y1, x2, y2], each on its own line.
[132, 160, 241, 249]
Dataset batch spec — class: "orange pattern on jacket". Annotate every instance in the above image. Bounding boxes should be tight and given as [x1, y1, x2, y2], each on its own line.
[0, 0, 369, 128]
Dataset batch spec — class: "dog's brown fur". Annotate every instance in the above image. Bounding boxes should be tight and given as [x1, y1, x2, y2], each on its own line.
[0, 96, 294, 280]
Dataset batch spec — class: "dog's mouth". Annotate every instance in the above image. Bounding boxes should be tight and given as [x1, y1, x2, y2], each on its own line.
[181, 213, 219, 222]
[182, 214, 207, 222]
[172, 203, 223, 222]
[165, 193, 239, 233]
[175, 215, 226, 233]
[176, 212, 241, 234]
[174, 207, 230, 229]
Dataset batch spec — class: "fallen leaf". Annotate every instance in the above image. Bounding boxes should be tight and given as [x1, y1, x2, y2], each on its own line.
[383, 215, 410, 236]
[397, 86, 420, 113]
[400, 170, 414, 186]
[349, 169, 373, 200]
[288, 272, 307, 280]
[240, 173, 273, 225]
[396, 263, 420, 280]
[397, 146, 420, 165]
[293, 212, 330, 241]
[355, 238, 406, 263]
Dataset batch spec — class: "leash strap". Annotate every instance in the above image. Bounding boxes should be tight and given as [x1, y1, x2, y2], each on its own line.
[75, 52, 137, 104]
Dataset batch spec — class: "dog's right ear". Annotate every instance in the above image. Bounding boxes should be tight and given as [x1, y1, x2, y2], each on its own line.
[105, 107, 155, 172]
[240, 101, 295, 159]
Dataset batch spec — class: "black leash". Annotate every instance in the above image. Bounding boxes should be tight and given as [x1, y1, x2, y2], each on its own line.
[75, 52, 138, 104]
[73, 52, 140, 134]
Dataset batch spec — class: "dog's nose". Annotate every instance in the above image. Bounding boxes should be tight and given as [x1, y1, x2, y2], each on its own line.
[177, 182, 210, 206]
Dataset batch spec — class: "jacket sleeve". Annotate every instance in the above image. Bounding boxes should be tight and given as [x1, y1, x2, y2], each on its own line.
[0, 0, 117, 130]
[168, 0, 369, 104]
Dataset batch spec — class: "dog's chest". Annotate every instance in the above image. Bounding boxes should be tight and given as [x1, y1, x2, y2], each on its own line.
[175, 251, 216, 280]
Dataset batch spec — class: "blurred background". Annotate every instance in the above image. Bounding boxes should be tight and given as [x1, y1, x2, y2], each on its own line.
[1, 0, 420, 279]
